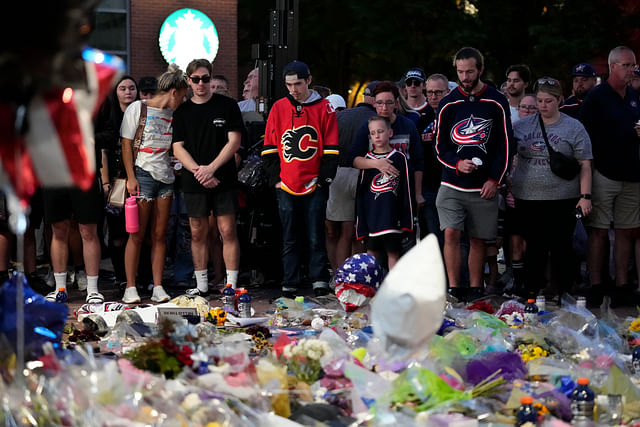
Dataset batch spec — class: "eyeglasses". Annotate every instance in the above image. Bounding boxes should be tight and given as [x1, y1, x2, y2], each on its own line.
[190, 75, 211, 84]
[426, 90, 445, 97]
[375, 100, 395, 107]
[406, 79, 422, 87]
[519, 105, 537, 111]
[616, 62, 637, 69]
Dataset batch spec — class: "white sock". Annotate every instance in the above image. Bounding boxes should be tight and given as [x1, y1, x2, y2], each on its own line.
[54, 272, 67, 291]
[226, 270, 239, 289]
[87, 275, 99, 295]
[195, 270, 208, 292]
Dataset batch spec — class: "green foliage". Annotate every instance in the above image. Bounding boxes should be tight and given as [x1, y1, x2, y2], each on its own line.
[124, 342, 182, 379]
[240, 0, 640, 97]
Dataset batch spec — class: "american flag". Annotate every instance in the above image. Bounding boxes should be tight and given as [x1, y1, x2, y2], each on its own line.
[0, 48, 123, 208]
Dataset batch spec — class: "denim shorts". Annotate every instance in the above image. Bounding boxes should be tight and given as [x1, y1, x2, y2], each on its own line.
[135, 166, 173, 201]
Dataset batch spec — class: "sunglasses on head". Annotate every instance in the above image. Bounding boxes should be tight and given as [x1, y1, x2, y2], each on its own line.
[190, 75, 211, 84]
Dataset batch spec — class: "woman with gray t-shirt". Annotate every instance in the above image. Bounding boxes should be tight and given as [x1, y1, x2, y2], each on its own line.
[511, 77, 593, 299]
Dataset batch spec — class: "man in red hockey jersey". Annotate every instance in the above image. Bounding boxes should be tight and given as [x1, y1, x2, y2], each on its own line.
[261, 61, 339, 297]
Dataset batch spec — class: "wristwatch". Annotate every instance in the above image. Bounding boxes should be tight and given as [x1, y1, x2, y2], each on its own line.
[580, 194, 592, 200]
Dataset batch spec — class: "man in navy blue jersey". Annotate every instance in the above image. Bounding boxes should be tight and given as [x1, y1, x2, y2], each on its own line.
[435, 47, 512, 302]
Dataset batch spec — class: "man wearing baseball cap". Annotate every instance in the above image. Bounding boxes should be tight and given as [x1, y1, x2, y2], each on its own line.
[261, 60, 339, 298]
[404, 67, 429, 117]
[560, 63, 597, 119]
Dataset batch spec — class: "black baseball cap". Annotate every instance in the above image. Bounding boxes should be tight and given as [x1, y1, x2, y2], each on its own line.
[571, 63, 597, 78]
[282, 61, 310, 80]
[404, 67, 426, 82]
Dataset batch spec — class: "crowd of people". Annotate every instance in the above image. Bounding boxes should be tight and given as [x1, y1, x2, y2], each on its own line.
[2, 44, 640, 307]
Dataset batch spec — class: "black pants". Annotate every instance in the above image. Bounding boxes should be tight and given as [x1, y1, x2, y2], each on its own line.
[515, 198, 578, 296]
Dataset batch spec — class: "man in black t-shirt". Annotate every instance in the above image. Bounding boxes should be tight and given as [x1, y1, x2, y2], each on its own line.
[172, 58, 244, 295]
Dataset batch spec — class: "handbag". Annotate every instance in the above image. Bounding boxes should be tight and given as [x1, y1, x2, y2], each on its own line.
[238, 154, 267, 191]
[538, 114, 580, 180]
[107, 177, 127, 208]
[107, 102, 148, 209]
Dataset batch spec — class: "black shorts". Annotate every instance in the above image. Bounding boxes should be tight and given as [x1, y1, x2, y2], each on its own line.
[0, 188, 44, 232]
[366, 233, 402, 254]
[42, 180, 103, 224]
[184, 188, 238, 218]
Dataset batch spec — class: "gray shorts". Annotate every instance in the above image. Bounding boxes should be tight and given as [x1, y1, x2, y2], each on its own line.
[326, 167, 359, 222]
[436, 185, 498, 240]
[584, 169, 640, 229]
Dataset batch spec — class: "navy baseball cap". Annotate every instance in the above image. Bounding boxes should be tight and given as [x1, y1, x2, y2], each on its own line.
[363, 81, 380, 96]
[404, 67, 426, 82]
[572, 63, 596, 77]
[282, 61, 310, 80]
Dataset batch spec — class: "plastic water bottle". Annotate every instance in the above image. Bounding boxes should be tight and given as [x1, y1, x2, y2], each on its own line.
[125, 195, 139, 233]
[222, 284, 235, 312]
[535, 296, 546, 312]
[516, 396, 538, 426]
[238, 289, 251, 318]
[55, 288, 68, 304]
[571, 377, 595, 421]
[576, 296, 587, 308]
[524, 298, 539, 325]
[632, 346, 640, 374]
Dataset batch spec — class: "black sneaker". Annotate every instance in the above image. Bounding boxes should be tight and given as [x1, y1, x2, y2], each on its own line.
[611, 284, 635, 308]
[314, 287, 331, 297]
[587, 285, 605, 308]
[447, 287, 466, 302]
[466, 287, 486, 302]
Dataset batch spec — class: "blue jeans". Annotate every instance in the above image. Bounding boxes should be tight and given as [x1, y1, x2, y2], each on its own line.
[276, 188, 329, 290]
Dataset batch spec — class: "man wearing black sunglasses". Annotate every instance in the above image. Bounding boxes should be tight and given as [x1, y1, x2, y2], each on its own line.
[404, 67, 429, 117]
[172, 58, 244, 296]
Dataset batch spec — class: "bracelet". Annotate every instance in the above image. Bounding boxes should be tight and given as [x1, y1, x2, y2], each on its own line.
[580, 193, 591, 200]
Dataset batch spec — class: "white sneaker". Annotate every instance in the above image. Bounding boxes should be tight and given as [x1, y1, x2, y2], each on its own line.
[76, 270, 87, 291]
[151, 286, 170, 303]
[86, 292, 104, 304]
[45, 290, 58, 302]
[122, 287, 141, 304]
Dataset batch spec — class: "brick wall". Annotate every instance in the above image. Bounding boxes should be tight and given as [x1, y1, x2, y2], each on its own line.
[130, 0, 238, 98]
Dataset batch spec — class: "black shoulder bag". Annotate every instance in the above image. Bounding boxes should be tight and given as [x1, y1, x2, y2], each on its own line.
[538, 113, 580, 180]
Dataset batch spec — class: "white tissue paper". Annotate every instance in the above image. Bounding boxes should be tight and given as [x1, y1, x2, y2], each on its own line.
[371, 234, 446, 360]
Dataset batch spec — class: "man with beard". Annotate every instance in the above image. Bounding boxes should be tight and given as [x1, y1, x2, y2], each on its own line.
[435, 47, 512, 302]
[504, 64, 531, 124]
[560, 63, 598, 119]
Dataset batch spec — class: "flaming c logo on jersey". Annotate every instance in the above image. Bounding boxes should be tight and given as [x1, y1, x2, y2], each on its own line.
[281, 125, 319, 162]
[450, 115, 492, 153]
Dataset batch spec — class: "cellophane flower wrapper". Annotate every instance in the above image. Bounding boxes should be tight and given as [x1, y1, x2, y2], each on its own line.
[506, 378, 573, 422]
[465, 351, 527, 385]
[0, 273, 67, 355]
[387, 366, 472, 413]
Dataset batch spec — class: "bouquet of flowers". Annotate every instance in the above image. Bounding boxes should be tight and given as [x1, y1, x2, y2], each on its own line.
[280, 338, 332, 384]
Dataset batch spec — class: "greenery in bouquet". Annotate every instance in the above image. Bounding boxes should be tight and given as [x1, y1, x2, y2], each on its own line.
[389, 366, 505, 413]
[124, 320, 195, 379]
[279, 338, 332, 384]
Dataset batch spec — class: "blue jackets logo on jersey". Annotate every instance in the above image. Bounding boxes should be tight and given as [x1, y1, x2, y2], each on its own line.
[450, 115, 493, 153]
[281, 125, 319, 163]
[370, 172, 399, 199]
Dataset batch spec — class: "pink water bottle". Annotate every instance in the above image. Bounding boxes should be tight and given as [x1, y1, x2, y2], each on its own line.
[125, 195, 139, 233]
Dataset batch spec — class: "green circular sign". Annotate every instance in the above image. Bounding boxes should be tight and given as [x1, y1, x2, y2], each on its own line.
[159, 8, 219, 71]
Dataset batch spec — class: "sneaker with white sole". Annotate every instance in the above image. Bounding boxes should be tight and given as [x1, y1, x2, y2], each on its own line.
[86, 292, 105, 304]
[122, 287, 141, 304]
[185, 287, 209, 297]
[151, 286, 170, 303]
[76, 270, 87, 291]
[45, 290, 58, 302]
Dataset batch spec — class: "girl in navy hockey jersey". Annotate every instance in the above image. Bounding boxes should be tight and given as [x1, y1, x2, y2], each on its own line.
[355, 116, 413, 269]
